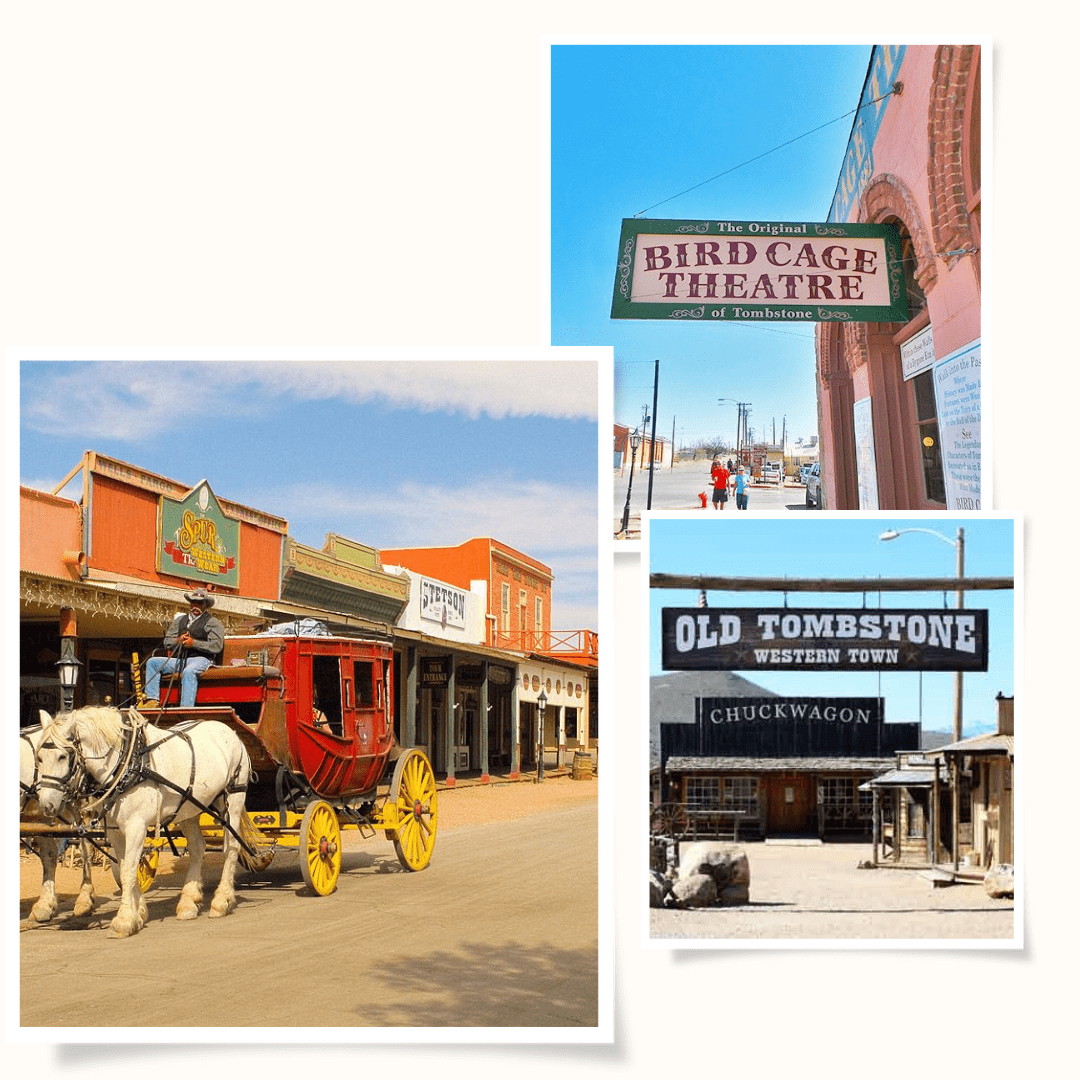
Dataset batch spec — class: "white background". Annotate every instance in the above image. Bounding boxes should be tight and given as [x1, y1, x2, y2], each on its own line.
[4, 4, 1073, 1075]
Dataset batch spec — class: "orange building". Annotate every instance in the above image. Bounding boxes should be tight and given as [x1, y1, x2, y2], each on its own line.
[380, 537, 554, 652]
[20, 452, 597, 783]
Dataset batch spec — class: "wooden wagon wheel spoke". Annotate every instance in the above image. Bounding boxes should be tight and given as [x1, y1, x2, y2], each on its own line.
[388, 749, 438, 872]
[299, 800, 341, 896]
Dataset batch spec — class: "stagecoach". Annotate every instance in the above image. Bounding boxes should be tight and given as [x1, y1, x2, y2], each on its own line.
[22, 627, 438, 932]
[138, 628, 438, 892]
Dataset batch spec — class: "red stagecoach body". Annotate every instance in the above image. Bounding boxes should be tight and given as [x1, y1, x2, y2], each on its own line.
[144, 633, 397, 808]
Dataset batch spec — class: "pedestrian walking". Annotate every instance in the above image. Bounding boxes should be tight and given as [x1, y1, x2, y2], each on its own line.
[710, 459, 730, 510]
[734, 465, 750, 510]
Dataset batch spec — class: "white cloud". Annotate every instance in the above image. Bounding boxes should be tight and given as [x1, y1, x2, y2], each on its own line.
[19, 353, 600, 441]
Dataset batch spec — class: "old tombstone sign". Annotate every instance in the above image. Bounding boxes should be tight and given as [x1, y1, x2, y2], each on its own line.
[661, 607, 988, 672]
[611, 218, 907, 322]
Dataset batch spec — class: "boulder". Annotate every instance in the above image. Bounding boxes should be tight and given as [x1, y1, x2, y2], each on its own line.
[671, 873, 717, 909]
[678, 842, 750, 905]
[984, 863, 1014, 899]
[649, 871, 669, 908]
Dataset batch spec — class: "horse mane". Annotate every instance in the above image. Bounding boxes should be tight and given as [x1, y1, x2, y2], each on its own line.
[52, 706, 140, 755]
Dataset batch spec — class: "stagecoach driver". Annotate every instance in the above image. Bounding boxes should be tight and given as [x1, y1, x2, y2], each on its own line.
[141, 588, 225, 708]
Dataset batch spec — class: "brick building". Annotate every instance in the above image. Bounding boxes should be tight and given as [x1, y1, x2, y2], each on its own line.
[816, 44, 982, 510]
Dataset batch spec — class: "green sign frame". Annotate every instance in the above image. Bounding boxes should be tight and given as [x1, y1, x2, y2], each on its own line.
[611, 218, 907, 323]
[158, 480, 240, 588]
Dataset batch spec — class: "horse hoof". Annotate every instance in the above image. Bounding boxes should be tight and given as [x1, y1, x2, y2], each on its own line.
[208, 898, 234, 918]
[109, 917, 139, 938]
[28, 903, 57, 924]
[73, 897, 95, 918]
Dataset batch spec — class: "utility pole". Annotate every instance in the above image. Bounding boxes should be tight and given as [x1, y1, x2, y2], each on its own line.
[646, 358, 659, 510]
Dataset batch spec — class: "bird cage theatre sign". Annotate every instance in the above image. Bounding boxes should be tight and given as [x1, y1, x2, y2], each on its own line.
[661, 607, 988, 672]
[611, 218, 907, 322]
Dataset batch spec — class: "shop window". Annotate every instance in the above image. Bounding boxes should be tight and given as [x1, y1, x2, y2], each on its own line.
[819, 777, 857, 824]
[685, 776, 721, 811]
[722, 777, 759, 815]
[912, 369, 947, 503]
[890, 215, 946, 505]
[500, 584, 510, 632]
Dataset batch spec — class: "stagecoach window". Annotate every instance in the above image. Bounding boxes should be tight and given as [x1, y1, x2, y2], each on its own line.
[353, 661, 374, 708]
[312, 656, 343, 736]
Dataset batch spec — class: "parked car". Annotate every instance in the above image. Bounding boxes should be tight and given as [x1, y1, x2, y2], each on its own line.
[763, 461, 782, 484]
[805, 462, 822, 508]
[798, 465, 811, 484]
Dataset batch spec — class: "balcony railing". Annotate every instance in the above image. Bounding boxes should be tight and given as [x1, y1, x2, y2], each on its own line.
[489, 628, 598, 659]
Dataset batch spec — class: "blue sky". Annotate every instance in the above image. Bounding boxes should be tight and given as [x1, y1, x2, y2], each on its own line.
[648, 516, 1015, 736]
[552, 43, 873, 449]
[17, 349, 600, 631]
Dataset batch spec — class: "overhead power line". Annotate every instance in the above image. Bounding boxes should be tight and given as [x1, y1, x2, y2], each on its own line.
[634, 86, 901, 218]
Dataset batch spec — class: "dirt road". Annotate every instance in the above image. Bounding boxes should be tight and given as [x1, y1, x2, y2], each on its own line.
[651, 840, 1016, 941]
[20, 775, 600, 1030]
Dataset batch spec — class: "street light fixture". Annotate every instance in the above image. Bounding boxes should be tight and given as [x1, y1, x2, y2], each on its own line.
[536, 688, 548, 783]
[879, 525, 966, 871]
[55, 637, 82, 712]
[878, 526, 965, 743]
[618, 428, 643, 536]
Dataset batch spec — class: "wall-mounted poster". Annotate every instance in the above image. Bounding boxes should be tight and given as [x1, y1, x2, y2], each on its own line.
[853, 397, 879, 509]
[933, 340, 981, 510]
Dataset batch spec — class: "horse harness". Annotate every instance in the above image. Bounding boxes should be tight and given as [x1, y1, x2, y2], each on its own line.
[40, 710, 258, 858]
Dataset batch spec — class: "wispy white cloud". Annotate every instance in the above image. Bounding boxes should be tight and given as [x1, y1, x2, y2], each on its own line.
[20, 355, 599, 441]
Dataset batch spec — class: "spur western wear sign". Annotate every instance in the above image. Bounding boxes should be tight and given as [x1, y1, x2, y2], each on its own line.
[611, 218, 907, 322]
[661, 607, 988, 672]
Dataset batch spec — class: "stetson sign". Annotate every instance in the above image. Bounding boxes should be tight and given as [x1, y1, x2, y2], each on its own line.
[662, 607, 988, 672]
[611, 218, 907, 322]
[158, 481, 239, 588]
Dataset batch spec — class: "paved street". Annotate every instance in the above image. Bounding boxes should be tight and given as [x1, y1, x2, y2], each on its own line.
[20, 787, 599, 1031]
[614, 459, 816, 539]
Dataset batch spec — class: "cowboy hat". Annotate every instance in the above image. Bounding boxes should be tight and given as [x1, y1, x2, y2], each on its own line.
[183, 587, 216, 608]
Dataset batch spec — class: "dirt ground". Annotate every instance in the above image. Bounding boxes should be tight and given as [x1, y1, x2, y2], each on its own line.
[651, 840, 1016, 941]
[20, 772, 599, 908]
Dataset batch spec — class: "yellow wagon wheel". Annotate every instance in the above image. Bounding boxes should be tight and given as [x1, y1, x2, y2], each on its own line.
[299, 800, 341, 896]
[388, 749, 438, 872]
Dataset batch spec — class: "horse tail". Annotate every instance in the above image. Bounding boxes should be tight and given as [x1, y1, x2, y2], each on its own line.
[237, 811, 276, 872]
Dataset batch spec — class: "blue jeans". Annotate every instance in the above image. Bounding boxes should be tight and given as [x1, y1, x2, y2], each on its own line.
[736, 491, 749, 510]
[145, 655, 212, 707]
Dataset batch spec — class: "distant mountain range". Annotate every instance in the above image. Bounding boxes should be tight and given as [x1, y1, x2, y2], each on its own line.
[650, 672, 961, 768]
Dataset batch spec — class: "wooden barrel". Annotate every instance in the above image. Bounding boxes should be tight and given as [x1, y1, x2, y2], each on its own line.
[572, 751, 594, 780]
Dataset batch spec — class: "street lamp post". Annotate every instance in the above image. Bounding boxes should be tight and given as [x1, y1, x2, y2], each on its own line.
[878, 526, 965, 742]
[618, 429, 642, 536]
[536, 689, 547, 783]
[879, 526, 966, 871]
[55, 637, 82, 713]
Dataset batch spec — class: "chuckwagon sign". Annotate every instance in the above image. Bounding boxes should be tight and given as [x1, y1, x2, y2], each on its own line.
[661, 607, 988, 672]
[611, 218, 907, 322]
[660, 696, 920, 759]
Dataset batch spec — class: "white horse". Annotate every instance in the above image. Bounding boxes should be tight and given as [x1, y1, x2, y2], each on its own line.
[35, 706, 254, 939]
[20, 712, 97, 923]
